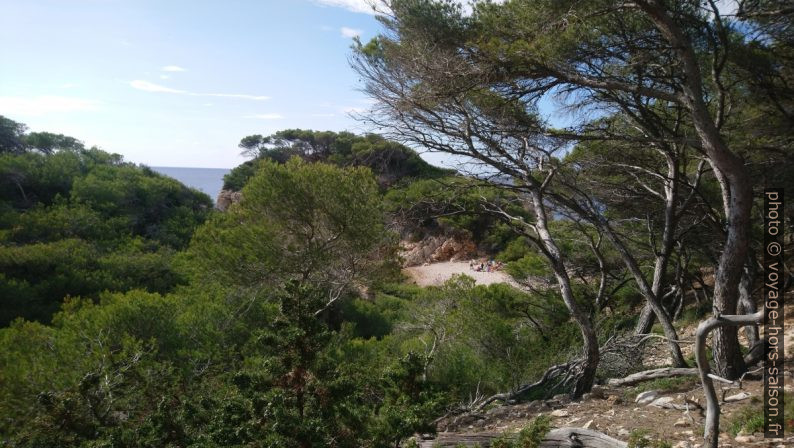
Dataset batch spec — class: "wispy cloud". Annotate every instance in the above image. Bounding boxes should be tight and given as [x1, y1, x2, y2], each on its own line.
[130, 80, 270, 100]
[342, 106, 367, 114]
[159, 74, 170, 80]
[340, 26, 363, 38]
[0, 95, 99, 116]
[247, 113, 284, 120]
[312, 0, 377, 15]
[131, 80, 184, 94]
[162, 65, 187, 72]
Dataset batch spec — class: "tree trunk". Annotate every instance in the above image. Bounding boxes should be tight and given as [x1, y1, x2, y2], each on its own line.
[599, 222, 688, 367]
[694, 311, 763, 448]
[530, 189, 598, 398]
[634, 305, 655, 336]
[634, 153, 680, 335]
[737, 262, 759, 346]
[638, 0, 752, 380]
[419, 428, 628, 448]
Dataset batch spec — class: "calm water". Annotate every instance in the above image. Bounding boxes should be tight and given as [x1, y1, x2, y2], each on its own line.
[151, 166, 230, 202]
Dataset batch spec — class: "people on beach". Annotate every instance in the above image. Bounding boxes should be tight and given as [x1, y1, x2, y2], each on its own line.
[469, 258, 502, 272]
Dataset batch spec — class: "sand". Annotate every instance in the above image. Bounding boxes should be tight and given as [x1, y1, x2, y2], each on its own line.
[403, 260, 516, 287]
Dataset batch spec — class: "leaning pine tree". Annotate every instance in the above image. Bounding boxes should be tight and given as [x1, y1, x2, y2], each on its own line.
[355, 1, 791, 445]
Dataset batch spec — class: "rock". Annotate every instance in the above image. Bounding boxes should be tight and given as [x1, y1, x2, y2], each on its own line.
[649, 396, 675, 407]
[724, 392, 750, 402]
[216, 189, 242, 211]
[550, 409, 569, 417]
[734, 434, 754, 443]
[589, 386, 606, 399]
[582, 419, 594, 429]
[674, 418, 691, 428]
[454, 414, 481, 426]
[523, 400, 543, 413]
[486, 406, 510, 418]
[636, 390, 659, 405]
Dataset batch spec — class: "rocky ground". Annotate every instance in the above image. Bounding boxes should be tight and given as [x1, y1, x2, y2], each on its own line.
[417, 305, 794, 448]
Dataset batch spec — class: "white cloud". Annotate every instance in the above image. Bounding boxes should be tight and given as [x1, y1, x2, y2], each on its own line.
[160, 74, 170, 80]
[312, 0, 377, 15]
[247, 113, 284, 119]
[162, 65, 187, 72]
[342, 106, 367, 114]
[714, 0, 739, 15]
[0, 95, 99, 116]
[340, 26, 363, 38]
[129, 80, 270, 100]
[131, 80, 185, 94]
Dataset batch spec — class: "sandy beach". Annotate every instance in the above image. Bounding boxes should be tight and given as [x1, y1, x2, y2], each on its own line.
[403, 260, 516, 287]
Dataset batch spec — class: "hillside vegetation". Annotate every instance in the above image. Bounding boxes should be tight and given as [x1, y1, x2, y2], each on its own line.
[1, 1, 792, 447]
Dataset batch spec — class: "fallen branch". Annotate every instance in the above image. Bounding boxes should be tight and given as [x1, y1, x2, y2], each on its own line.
[607, 367, 698, 387]
[418, 427, 627, 448]
[541, 428, 628, 448]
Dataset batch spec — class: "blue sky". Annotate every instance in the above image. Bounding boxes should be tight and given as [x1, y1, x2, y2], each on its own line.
[0, 0, 386, 168]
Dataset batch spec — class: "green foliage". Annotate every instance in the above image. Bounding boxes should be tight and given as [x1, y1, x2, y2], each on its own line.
[384, 175, 526, 252]
[490, 415, 552, 448]
[396, 276, 577, 401]
[627, 429, 673, 448]
[0, 115, 28, 154]
[726, 403, 765, 437]
[0, 131, 211, 325]
[224, 129, 451, 191]
[627, 429, 672, 448]
[189, 157, 387, 292]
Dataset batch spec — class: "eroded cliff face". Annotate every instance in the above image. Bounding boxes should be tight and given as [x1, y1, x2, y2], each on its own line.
[215, 189, 242, 211]
[399, 230, 477, 267]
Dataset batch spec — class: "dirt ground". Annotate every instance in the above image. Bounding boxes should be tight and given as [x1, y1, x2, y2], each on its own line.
[422, 304, 794, 448]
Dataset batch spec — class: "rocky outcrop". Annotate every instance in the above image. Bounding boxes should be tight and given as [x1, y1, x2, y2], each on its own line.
[216, 189, 242, 211]
[400, 231, 477, 267]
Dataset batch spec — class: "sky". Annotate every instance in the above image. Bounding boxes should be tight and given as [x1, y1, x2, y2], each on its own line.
[0, 0, 389, 168]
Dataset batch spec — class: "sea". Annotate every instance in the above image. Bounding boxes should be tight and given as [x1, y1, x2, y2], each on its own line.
[151, 166, 230, 203]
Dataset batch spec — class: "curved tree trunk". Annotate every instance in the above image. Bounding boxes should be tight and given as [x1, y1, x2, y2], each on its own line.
[638, 0, 752, 380]
[530, 189, 599, 398]
[694, 311, 763, 448]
